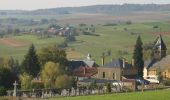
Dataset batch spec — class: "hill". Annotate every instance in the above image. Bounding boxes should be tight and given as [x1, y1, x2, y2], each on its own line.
[1, 4, 170, 15]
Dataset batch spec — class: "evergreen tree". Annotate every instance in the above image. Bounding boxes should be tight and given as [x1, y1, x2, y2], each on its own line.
[133, 36, 144, 78]
[21, 44, 40, 77]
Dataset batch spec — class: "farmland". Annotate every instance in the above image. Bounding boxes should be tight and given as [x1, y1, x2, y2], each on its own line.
[1, 21, 170, 64]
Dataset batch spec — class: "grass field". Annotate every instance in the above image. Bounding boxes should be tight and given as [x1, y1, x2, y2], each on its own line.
[1, 21, 170, 64]
[49, 89, 170, 100]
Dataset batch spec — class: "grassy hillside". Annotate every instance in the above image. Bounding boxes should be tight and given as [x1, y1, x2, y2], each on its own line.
[50, 89, 170, 100]
[1, 21, 170, 64]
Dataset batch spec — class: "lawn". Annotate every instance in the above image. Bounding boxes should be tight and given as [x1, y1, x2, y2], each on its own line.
[50, 89, 170, 100]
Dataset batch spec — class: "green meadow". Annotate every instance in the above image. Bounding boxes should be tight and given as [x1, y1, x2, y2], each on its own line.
[1, 21, 170, 64]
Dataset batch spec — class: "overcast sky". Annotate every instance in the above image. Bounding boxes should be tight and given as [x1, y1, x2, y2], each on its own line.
[0, 0, 170, 10]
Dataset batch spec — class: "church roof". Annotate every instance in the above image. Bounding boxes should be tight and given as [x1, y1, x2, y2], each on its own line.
[153, 35, 167, 50]
[148, 55, 170, 71]
[145, 59, 158, 69]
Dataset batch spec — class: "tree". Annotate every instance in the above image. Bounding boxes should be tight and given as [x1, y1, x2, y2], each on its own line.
[133, 36, 144, 78]
[55, 74, 74, 89]
[38, 45, 68, 67]
[0, 57, 19, 89]
[19, 72, 33, 90]
[21, 44, 40, 77]
[41, 62, 61, 88]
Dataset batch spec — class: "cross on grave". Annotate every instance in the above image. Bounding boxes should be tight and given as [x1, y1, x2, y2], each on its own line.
[13, 81, 18, 97]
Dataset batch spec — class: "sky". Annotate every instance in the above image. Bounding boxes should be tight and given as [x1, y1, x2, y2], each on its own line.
[0, 0, 170, 10]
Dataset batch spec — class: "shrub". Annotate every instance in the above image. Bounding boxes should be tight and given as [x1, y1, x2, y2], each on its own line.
[31, 82, 44, 89]
[106, 83, 111, 93]
[0, 86, 6, 96]
[163, 80, 170, 86]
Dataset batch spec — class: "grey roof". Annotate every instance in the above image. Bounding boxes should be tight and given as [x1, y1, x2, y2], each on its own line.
[104, 59, 132, 68]
[69, 59, 98, 70]
[149, 55, 170, 70]
[145, 59, 158, 69]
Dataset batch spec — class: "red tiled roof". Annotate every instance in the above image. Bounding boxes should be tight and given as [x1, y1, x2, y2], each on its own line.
[73, 66, 98, 77]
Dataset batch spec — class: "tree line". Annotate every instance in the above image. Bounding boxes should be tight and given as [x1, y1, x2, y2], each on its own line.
[0, 44, 75, 95]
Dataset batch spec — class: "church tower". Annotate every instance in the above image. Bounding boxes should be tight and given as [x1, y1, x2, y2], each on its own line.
[153, 35, 167, 60]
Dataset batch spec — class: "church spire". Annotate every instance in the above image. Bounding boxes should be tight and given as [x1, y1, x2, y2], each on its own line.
[153, 34, 167, 60]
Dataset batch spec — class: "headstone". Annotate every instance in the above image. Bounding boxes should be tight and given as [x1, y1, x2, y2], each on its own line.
[61, 89, 67, 96]
[71, 87, 76, 96]
[76, 88, 80, 96]
[41, 90, 44, 98]
[22, 92, 28, 98]
[13, 81, 18, 97]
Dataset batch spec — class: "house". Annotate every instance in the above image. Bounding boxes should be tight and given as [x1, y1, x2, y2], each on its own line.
[143, 35, 169, 79]
[93, 58, 137, 81]
[69, 54, 98, 79]
[47, 26, 71, 36]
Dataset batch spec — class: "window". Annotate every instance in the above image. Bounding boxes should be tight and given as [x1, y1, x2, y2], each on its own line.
[102, 72, 105, 78]
[113, 73, 115, 79]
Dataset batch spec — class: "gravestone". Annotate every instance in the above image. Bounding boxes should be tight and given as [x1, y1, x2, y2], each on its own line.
[71, 87, 76, 96]
[22, 92, 28, 98]
[61, 89, 67, 96]
[76, 88, 80, 96]
[41, 90, 44, 98]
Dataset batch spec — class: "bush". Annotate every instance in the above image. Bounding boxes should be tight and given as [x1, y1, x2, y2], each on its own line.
[126, 21, 132, 25]
[163, 80, 170, 86]
[103, 23, 117, 26]
[106, 83, 111, 93]
[0, 86, 6, 96]
[31, 82, 44, 89]
[153, 25, 159, 29]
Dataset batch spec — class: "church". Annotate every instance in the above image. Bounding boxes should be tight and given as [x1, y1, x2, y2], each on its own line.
[143, 35, 170, 80]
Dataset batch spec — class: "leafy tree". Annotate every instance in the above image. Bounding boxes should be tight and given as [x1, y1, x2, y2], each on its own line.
[38, 45, 68, 67]
[0, 68, 17, 89]
[55, 74, 74, 89]
[21, 44, 40, 77]
[20, 72, 33, 89]
[41, 62, 61, 88]
[0, 57, 19, 89]
[133, 36, 144, 78]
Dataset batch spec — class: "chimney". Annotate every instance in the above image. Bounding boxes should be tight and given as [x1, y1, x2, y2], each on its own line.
[102, 57, 105, 66]
[123, 58, 125, 68]
[131, 59, 134, 67]
[83, 67, 86, 75]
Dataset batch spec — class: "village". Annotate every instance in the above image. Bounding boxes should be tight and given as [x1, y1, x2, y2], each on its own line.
[1, 1, 170, 100]
[3, 34, 170, 99]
